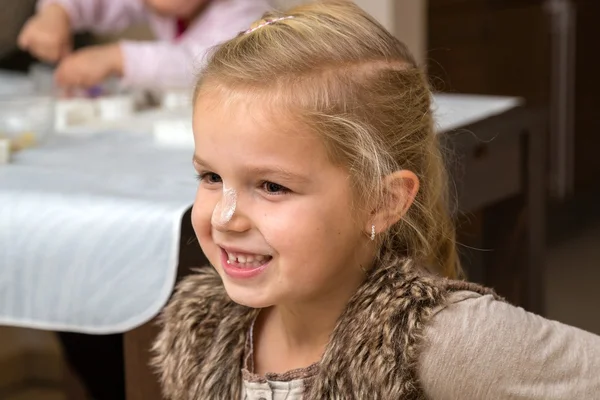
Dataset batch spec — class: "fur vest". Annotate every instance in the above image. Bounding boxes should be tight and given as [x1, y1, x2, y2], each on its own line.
[151, 257, 499, 399]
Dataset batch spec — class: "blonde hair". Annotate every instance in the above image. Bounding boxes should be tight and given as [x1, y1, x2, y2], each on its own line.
[195, 1, 461, 279]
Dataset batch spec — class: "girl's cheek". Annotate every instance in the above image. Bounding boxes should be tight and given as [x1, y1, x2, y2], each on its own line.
[190, 204, 204, 237]
[192, 192, 215, 233]
[256, 208, 300, 245]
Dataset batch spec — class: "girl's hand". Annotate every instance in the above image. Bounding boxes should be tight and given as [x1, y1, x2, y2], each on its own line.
[54, 44, 124, 89]
[17, 3, 72, 63]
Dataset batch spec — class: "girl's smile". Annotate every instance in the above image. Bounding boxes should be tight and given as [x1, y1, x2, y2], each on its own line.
[218, 245, 273, 279]
[219, 246, 271, 279]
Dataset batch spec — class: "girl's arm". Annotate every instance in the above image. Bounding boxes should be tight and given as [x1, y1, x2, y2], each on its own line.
[418, 292, 600, 399]
[36, 0, 147, 33]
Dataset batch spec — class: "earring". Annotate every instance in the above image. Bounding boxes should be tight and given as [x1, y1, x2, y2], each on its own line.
[370, 225, 376, 241]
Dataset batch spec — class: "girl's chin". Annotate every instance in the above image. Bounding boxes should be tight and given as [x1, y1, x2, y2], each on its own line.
[221, 281, 275, 309]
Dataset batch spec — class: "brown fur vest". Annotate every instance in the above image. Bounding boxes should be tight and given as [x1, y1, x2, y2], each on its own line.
[151, 257, 498, 399]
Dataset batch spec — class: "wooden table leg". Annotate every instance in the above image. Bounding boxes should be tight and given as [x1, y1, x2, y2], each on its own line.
[481, 118, 546, 314]
[124, 208, 208, 400]
[482, 196, 527, 306]
[524, 119, 547, 315]
[455, 211, 485, 283]
[124, 320, 164, 400]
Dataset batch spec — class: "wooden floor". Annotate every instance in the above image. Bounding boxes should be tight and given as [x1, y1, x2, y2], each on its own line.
[1, 215, 599, 399]
[546, 220, 600, 335]
[0, 327, 66, 400]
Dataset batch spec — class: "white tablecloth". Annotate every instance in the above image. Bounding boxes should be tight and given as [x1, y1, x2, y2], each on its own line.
[0, 71, 32, 96]
[0, 133, 196, 333]
[0, 84, 522, 334]
[432, 93, 523, 132]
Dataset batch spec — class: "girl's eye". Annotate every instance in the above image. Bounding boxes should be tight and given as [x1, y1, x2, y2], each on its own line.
[197, 172, 222, 184]
[262, 181, 290, 195]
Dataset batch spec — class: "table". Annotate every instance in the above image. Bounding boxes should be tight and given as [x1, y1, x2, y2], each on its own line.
[0, 89, 546, 399]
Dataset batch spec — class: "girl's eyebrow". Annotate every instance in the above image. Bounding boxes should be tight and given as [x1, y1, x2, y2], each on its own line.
[192, 155, 212, 169]
[248, 166, 309, 184]
[193, 155, 309, 184]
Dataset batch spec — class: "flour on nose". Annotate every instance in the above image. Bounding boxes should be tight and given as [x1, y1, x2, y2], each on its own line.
[212, 184, 237, 226]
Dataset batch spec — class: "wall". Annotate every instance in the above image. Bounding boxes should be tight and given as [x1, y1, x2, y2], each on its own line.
[278, 0, 428, 65]
[352, 0, 427, 65]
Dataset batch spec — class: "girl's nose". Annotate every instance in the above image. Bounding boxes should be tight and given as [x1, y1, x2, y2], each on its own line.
[212, 185, 236, 227]
[211, 185, 251, 233]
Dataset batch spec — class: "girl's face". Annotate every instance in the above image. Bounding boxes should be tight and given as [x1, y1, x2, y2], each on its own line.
[191, 92, 374, 309]
[145, 0, 210, 19]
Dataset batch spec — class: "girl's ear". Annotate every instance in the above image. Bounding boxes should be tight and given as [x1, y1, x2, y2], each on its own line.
[367, 170, 420, 237]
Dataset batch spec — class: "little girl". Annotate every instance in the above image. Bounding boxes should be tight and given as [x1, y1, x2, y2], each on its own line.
[17, 0, 271, 89]
[152, 2, 600, 399]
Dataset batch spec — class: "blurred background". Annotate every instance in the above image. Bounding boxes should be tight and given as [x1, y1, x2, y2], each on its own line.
[0, 0, 598, 399]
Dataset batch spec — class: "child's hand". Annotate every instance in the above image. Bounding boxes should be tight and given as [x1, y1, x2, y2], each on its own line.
[17, 3, 72, 63]
[54, 44, 124, 89]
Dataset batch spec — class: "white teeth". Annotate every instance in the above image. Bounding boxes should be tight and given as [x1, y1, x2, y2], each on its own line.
[225, 250, 270, 266]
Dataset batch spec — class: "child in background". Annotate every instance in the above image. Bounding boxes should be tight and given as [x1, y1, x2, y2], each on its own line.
[152, 1, 600, 399]
[17, 0, 272, 90]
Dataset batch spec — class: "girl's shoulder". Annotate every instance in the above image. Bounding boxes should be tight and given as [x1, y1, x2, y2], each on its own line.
[418, 289, 600, 399]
